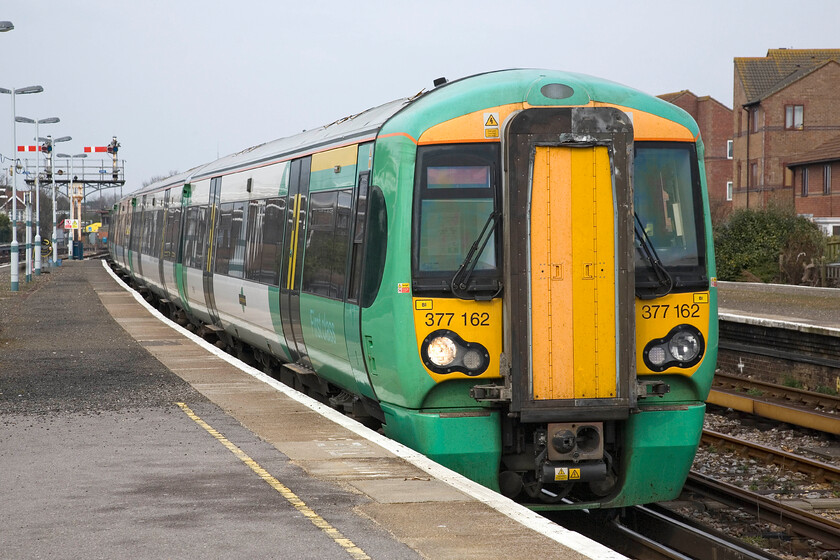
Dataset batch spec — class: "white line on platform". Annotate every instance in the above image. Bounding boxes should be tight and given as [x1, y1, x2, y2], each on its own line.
[720, 311, 840, 336]
[101, 260, 625, 560]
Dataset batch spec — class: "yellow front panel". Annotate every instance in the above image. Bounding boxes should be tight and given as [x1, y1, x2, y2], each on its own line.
[413, 298, 503, 383]
[635, 292, 711, 376]
[530, 146, 617, 401]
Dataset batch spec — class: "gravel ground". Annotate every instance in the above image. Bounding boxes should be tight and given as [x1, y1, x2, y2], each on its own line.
[0, 259, 206, 414]
[680, 409, 840, 559]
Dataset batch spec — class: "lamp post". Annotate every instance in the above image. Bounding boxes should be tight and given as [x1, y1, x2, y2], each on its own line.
[56, 153, 86, 259]
[0, 85, 44, 291]
[16, 116, 59, 277]
[47, 135, 71, 264]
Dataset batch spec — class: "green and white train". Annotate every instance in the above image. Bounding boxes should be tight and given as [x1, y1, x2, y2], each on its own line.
[110, 69, 718, 509]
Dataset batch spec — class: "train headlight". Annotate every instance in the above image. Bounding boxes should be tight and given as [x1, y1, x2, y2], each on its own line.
[427, 336, 457, 367]
[647, 346, 667, 366]
[643, 325, 705, 372]
[668, 330, 700, 362]
[421, 329, 490, 376]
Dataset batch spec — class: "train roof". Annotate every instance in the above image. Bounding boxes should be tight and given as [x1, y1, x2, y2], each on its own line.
[382, 68, 699, 140]
[126, 69, 698, 200]
[191, 97, 411, 180]
[129, 97, 410, 198]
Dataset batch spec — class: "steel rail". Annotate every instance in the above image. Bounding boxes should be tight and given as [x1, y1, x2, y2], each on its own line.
[684, 471, 840, 550]
[700, 429, 840, 484]
[616, 504, 781, 560]
[715, 372, 840, 413]
[707, 375, 840, 435]
[547, 506, 780, 560]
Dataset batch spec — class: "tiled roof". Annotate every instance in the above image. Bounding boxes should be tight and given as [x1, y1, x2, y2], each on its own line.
[787, 135, 840, 166]
[735, 49, 840, 104]
[658, 90, 692, 103]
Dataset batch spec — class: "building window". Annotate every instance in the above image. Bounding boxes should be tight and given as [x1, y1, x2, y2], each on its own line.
[726, 181, 733, 201]
[802, 168, 809, 197]
[751, 162, 758, 188]
[726, 140, 733, 159]
[751, 107, 760, 133]
[785, 105, 804, 130]
[825, 164, 832, 195]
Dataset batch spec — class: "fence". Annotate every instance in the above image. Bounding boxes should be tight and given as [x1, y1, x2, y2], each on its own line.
[828, 239, 840, 264]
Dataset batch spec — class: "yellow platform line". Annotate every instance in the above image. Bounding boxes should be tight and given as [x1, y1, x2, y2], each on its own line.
[176, 402, 370, 560]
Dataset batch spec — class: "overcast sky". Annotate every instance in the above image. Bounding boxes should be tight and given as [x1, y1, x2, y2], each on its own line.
[3, 1, 839, 197]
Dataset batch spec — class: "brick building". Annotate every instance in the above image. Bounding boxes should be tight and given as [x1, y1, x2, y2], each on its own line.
[732, 49, 840, 234]
[658, 90, 733, 222]
[786, 136, 840, 235]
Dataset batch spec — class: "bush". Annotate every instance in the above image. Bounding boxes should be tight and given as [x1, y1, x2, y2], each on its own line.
[0, 213, 10, 244]
[714, 204, 826, 283]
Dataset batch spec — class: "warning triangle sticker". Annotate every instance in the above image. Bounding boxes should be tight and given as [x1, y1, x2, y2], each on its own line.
[485, 114, 499, 127]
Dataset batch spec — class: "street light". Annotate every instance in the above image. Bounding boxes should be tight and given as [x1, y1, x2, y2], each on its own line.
[0, 22, 13, 32]
[0, 85, 44, 291]
[16, 115, 59, 277]
[47, 135, 71, 263]
[56, 153, 86, 260]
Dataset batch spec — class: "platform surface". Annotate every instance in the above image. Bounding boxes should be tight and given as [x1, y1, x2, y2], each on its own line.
[719, 280, 840, 332]
[0, 259, 618, 560]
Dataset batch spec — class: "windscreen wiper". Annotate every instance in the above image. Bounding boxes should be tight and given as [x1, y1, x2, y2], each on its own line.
[634, 212, 673, 300]
[450, 210, 501, 300]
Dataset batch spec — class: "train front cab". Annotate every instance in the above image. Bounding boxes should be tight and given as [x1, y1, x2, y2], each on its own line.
[386, 88, 716, 509]
[500, 105, 714, 508]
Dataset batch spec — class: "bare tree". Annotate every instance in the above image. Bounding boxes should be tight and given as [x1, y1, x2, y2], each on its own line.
[141, 170, 180, 189]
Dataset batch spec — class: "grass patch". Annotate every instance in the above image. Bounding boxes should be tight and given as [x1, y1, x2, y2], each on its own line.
[782, 376, 804, 389]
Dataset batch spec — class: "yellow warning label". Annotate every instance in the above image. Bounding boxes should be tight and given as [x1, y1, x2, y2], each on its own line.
[570, 468, 581, 480]
[485, 114, 499, 127]
[414, 299, 433, 310]
[484, 129, 499, 138]
[554, 467, 569, 482]
[693, 293, 709, 304]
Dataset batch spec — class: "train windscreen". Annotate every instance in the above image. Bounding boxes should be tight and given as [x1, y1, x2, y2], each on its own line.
[412, 143, 501, 295]
[634, 142, 707, 293]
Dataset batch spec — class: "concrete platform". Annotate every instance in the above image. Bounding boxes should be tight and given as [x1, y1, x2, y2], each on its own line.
[0, 259, 621, 560]
[719, 280, 840, 333]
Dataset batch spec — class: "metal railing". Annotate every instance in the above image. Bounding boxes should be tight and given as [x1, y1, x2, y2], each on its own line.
[17, 157, 126, 185]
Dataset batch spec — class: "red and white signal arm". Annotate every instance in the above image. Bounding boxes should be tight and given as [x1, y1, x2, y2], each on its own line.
[84, 146, 108, 153]
[17, 145, 41, 152]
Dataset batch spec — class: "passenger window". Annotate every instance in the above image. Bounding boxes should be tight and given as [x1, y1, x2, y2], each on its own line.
[302, 189, 352, 299]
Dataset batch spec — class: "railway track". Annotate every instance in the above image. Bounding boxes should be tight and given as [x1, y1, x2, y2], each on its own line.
[549, 506, 780, 560]
[683, 470, 840, 551]
[700, 428, 840, 484]
[708, 372, 840, 434]
[613, 375, 840, 557]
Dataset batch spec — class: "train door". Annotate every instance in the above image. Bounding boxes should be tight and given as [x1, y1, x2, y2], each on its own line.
[279, 157, 312, 365]
[159, 189, 170, 297]
[505, 107, 636, 420]
[203, 176, 223, 327]
[130, 196, 144, 280]
[343, 142, 378, 400]
[530, 145, 616, 399]
[175, 183, 192, 312]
